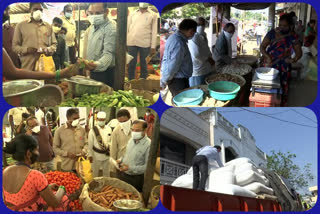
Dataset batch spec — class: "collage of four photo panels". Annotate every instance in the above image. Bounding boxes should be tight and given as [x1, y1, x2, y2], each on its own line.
[0, 0, 318, 212]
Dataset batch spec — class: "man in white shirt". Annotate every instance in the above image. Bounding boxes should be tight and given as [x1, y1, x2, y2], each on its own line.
[188, 17, 215, 87]
[255, 24, 264, 46]
[110, 109, 132, 176]
[192, 145, 223, 190]
[116, 120, 151, 192]
[35, 107, 45, 126]
[88, 111, 112, 177]
[127, 3, 158, 80]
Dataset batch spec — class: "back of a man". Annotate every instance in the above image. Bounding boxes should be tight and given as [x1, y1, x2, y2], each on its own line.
[160, 19, 197, 96]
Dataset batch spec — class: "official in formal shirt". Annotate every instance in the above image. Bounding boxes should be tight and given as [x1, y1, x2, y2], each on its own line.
[83, 3, 116, 88]
[160, 19, 197, 96]
[116, 120, 151, 192]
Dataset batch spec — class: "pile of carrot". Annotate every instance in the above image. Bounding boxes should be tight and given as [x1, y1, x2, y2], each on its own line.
[89, 185, 140, 210]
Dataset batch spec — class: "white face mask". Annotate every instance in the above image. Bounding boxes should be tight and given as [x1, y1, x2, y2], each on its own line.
[132, 131, 144, 140]
[224, 30, 233, 39]
[32, 125, 41, 133]
[53, 26, 61, 34]
[87, 14, 105, 26]
[32, 10, 43, 21]
[145, 112, 150, 116]
[65, 12, 72, 19]
[97, 120, 105, 127]
[119, 120, 131, 136]
[71, 119, 79, 127]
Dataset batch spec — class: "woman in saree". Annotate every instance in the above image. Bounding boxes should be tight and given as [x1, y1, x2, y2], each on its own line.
[260, 14, 302, 106]
[3, 134, 70, 211]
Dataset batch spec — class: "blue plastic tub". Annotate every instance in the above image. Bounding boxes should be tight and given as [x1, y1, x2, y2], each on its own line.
[208, 81, 240, 101]
[173, 89, 204, 106]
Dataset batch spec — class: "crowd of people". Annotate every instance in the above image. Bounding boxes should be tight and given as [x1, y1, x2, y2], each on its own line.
[3, 107, 156, 211]
[160, 11, 317, 106]
[3, 2, 158, 86]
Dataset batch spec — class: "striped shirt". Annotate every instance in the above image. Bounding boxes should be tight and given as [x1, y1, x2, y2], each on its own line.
[84, 18, 116, 72]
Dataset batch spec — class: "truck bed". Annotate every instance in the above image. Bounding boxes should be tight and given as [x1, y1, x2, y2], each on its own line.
[160, 185, 282, 212]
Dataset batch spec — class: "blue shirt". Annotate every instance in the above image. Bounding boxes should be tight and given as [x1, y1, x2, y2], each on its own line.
[196, 146, 223, 167]
[160, 31, 193, 88]
[121, 135, 151, 175]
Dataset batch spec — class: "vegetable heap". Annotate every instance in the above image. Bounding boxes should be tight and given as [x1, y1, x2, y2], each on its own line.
[89, 185, 140, 210]
[60, 90, 152, 107]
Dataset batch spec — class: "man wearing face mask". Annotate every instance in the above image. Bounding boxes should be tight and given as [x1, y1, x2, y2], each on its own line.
[188, 17, 215, 87]
[82, 3, 116, 87]
[25, 116, 55, 172]
[3, 6, 21, 68]
[160, 19, 198, 96]
[12, 3, 57, 70]
[88, 112, 112, 177]
[61, 4, 77, 64]
[53, 108, 87, 171]
[127, 3, 158, 80]
[110, 109, 132, 177]
[52, 17, 66, 70]
[213, 23, 235, 70]
[116, 120, 151, 192]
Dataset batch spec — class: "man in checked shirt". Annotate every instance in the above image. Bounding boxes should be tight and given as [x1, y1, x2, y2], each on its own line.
[83, 3, 116, 88]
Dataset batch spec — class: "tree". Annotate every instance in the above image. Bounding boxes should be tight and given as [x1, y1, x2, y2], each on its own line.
[181, 4, 211, 19]
[162, 9, 181, 19]
[267, 150, 314, 191]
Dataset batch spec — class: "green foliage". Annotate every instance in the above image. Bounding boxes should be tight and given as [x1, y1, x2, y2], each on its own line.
[267, 150, 314, 191]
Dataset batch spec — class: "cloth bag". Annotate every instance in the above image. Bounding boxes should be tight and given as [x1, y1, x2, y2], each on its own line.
[76, 157, 93, 183]
[35, 54, 56, 73]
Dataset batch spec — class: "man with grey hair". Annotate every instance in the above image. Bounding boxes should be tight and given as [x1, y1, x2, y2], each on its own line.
[116, 120, 151, 192]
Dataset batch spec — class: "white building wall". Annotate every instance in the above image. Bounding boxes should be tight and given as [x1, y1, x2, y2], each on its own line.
[161, 108, 210, 149]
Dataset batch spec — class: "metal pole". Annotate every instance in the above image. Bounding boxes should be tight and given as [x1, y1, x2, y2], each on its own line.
[268, 3, 276, 30]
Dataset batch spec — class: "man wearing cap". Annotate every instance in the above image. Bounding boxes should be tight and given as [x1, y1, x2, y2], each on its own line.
[88, 111, 112, 177]
[127, 3, 158, 80]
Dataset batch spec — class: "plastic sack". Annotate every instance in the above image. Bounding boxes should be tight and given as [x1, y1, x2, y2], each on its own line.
[236, 170, 266, 186]
[235, 162, 259, 175]
[243, 182, 274, 195]
[171, 174, 193, 189]
[208, 165, 235, 189]
[208, 184, 257, 198]
[76, 157, 93, 183]
[126, 52, 134, 65]
[225, 157, 255, 167]
[35, 54, 56, 73]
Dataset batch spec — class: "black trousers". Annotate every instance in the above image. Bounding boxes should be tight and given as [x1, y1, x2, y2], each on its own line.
[192, 155, 208, 191]
[168, 78, 190, 97]
[118, 171, 144, 192]
[69, 46, 77, 64]
[90, 67, 115, 88]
